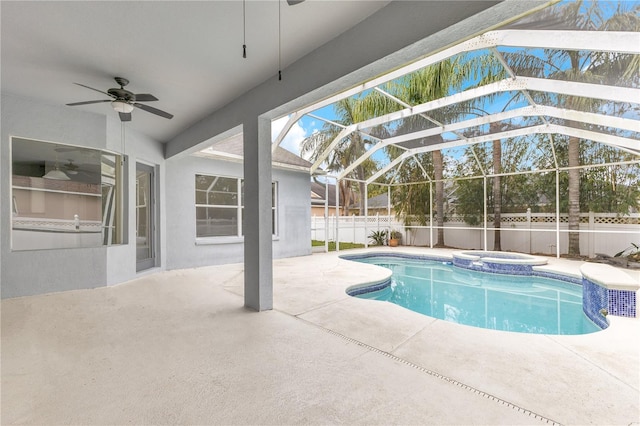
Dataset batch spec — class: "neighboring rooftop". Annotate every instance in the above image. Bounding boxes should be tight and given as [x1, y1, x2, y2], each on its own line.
[311, 181, 339, 207]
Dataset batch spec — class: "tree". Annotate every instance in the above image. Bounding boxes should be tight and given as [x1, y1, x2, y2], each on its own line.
[390, 153, 433, 230]
[384, 59, 482, 246]
[535, 138, 640, 216]
[502, 0, 640, 255]
[454, 137, 540, 227]
[300, 95, 392, 215]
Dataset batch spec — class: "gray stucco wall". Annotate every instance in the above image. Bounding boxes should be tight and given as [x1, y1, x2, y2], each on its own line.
[165, 154, 311, 270]
[1, 93, 165, 298]
[1, 93, 311, 298]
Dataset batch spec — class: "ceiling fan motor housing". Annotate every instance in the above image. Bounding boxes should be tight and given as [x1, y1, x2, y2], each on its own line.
[107, 88, 135, 102]
[109, 77, 134, 102]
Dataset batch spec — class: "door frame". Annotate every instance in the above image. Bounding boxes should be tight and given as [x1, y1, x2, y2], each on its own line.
[136, 162, 157, 272]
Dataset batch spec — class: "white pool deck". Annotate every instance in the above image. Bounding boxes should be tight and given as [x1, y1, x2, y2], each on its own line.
[2, 247, 639, 425]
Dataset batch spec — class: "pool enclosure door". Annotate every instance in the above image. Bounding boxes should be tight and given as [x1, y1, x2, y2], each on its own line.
[136, 163, 156, 271]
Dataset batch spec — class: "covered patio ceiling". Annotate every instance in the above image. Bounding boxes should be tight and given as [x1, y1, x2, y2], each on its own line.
[273, 0, 640, 186]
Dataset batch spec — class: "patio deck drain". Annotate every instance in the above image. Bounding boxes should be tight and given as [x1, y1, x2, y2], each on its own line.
[316, 325, 562, 425]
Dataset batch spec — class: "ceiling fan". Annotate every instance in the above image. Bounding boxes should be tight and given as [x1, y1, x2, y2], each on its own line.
[62, 159, 79, 175]
[66, 77, 173, 122]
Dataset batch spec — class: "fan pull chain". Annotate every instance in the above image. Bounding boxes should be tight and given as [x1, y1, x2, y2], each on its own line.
[242, 0, 247, 58]
[278, 0, 282, 80]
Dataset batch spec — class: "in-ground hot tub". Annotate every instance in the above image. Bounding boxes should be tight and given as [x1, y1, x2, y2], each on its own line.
[452, 250, 547, 275]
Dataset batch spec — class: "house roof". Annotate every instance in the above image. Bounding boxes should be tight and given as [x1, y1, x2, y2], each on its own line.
[197, 133, 312, 171]
[366, 193, 391, 209]
[310, 182, 339, 207]
[350, 193, 390, 210]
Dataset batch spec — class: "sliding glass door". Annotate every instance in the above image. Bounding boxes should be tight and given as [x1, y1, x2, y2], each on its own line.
[136, 163, 156, 271]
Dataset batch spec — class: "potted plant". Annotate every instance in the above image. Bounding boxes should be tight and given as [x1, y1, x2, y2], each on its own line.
[389, 230, 402, 247]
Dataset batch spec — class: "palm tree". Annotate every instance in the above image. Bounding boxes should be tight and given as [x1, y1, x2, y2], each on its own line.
[300, 93, 396, 215]
[384, 59, 480, 247]
[503, 0, 640, 256]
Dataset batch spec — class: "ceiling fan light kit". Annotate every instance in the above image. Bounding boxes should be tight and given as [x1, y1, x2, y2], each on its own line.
[111, 100, 134, 113]
[43, 167, 70, 181]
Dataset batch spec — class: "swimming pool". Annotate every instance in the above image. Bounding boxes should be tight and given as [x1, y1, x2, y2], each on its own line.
[346, 255, 601, 335]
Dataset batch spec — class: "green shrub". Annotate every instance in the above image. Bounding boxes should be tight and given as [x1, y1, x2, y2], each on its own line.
[368, 230, 388, 246]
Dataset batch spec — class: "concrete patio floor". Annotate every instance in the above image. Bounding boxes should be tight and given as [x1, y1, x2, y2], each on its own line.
[2, 248, 639, 425]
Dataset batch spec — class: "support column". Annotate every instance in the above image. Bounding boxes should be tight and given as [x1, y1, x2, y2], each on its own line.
[364, 184, 368, 248]
[483, 176, 488, 252]
[335, 179, 340, 252]
[429, 182, 433, 248]
[243, 117, 273, 311]
[324, 182, 329, 253]
[555, 169, 561, 258]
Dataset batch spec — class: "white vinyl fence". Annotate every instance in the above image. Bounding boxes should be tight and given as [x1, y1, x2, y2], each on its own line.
[311, 212, 640, 257]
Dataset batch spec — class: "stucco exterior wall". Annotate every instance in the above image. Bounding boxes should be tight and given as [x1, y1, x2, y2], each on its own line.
[1, 94, 311, 298]
[164, 155, 311, 270]
[1, 93, 165, 298]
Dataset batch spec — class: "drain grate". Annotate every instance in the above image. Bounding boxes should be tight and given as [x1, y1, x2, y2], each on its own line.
[320, 327, 562, 426]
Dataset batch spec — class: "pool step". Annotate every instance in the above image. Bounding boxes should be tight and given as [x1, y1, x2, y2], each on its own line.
[472, 261, 484, 267]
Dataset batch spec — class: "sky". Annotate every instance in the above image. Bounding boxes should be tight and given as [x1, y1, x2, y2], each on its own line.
[271, 115, 320, 159]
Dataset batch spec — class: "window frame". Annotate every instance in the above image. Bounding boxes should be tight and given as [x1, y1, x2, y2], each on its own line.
[10, 136, 124, 251]
[195, 173, 278, 244]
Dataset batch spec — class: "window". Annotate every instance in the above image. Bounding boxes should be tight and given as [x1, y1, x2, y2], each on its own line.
[11, 137, 123, 250]
[195, 174, 277, 238]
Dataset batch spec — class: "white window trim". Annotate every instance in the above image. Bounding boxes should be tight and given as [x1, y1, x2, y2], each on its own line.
[195, 174, 278, 243]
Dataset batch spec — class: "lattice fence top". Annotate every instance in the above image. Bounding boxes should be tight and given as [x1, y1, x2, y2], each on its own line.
[313, 212, 639, 225]
[593, 216, 639, 225]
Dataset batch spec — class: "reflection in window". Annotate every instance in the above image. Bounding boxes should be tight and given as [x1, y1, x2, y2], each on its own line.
[195, 174, 277, 238]
[11, 137, 123, 250]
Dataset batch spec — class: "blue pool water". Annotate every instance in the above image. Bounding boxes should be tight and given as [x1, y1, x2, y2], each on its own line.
[348, 256, 601, 335]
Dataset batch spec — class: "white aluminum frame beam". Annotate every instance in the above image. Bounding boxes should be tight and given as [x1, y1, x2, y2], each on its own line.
[307, 113, 384, 143]
[312, 77, 639, 174]
[339, 103, 640, 180]
[366, 123, 639, 184]
[272, 112, 301, 154]
[366, 125, 549, 184]
[285, 30, 639, 127]
[408, 124, 639, 157]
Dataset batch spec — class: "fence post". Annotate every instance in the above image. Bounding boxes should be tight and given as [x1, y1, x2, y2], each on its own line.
[588, 211, 595, 258]
[364, 185, 368, 248]
[527, 207, 531, 254]
[353, 214, 356, 245]
[335, 181, 340, 252]
[429, 181, 433, 248]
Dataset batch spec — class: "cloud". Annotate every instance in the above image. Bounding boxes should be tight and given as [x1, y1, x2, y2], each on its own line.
[271, 115, 308, 157]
